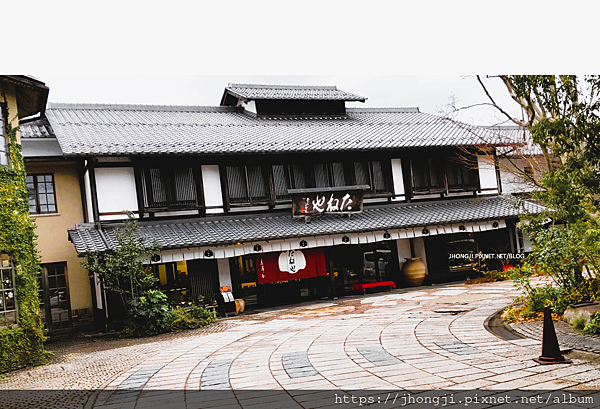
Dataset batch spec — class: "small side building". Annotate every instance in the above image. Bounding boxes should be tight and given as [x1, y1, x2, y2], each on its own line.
[21, 119, 92, 333]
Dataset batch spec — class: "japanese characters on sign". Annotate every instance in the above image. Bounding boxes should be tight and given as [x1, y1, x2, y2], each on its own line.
[290, 185, 368, 218]
[278, 250, 307, 274]
[256, 248, 328, 284]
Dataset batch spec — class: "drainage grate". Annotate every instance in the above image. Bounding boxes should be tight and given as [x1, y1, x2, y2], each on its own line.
[201, 359, 234, 389]
[282, 351, 318, 378]
[435, 341, 483, 355]
[357, 346, 401, 366]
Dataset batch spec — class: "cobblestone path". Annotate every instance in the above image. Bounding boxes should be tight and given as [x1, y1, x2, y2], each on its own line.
[3, 278, 600, 409]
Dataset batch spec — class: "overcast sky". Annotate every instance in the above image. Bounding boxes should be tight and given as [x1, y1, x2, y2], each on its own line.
[37, 75, 522, 126]
[9, 1, 599, 127]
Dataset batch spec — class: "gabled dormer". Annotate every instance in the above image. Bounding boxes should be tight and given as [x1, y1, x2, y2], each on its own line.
[220, 83, 366, 117]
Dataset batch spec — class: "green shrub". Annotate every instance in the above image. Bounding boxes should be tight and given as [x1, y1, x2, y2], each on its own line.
[0, 325, 53, 373]
[501, 305, 522, 323]
[502, 282, 571, 323]
[525, 284, 569, 315]
[123, 290, 172, 337]
[583, 312, 600, 335]
[573, 316, 587, 332]
[122, 290, 217, 337]
[169, 305, 217, 332]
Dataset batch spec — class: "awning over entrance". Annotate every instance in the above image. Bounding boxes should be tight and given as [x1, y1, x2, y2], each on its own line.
[68, 195, 544, 259]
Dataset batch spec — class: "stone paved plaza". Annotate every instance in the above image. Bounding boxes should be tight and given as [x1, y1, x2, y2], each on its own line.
[3, 278, 600, 409]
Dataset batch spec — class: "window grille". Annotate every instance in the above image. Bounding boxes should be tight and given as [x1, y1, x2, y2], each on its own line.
[291, 164, 308, 189]
[26, 174, 58, 214]
[226, 165, 269, 204]
[225, 160, 392, 208]
[445, 160, 477, 192]
[272, 164, 291, 201]
[314, 162, 347, 188]
[314, 163, 329, 188]
[0, 258, 17, 327]
[331, 162, 346, 187]
[353, 161, 390, 194]
[411, 154, 478, 195]
[247, 165, 268, 201]
[140, 166, 200, 210]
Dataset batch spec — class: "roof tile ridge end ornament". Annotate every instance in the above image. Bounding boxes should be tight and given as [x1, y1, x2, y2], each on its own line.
[227, 83, 338, 90]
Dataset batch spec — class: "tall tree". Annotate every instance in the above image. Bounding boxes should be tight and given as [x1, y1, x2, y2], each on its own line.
[478, 75, 600, 304]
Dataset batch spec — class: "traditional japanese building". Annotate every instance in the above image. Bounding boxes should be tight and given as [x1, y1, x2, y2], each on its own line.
[24, 83, 543, 327]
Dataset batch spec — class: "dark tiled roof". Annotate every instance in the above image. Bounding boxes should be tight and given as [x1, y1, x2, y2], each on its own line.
[45, 104, 515, 156]
[484, 126, 543, 156]
[20, 118, 55, 138]
[224, 84, 366, 102]
[68, 195, 544, 254]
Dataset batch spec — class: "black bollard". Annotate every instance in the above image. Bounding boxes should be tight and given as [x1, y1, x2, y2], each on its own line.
[533, 306, 572, 365]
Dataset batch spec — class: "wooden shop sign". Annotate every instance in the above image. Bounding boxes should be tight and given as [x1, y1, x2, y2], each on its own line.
[289, 185, 369, 219]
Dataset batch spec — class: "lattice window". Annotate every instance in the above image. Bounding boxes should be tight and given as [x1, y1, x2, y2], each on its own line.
[226, 165, 269, 205]
[140, 166, 201, 210]
[26, 174, 57, 214]
[0, 258, 17, 327]
[353, 161, 391, 195]
[411, 153, 478, 195]
[313, 162, 348, 188]
[272, 164, 292, 201]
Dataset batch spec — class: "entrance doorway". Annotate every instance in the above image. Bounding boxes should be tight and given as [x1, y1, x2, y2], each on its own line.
[327, 242, 401, 295]
[39, 262, 72, 333]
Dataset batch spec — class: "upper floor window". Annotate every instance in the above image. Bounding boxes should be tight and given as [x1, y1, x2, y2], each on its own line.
[26, 174, 57, 214]
[410, 152, 479, 195]
[139, 166, 203, 211]
[225, 160, 392, 207]
[225, 165, 270, 205]
[353, 161, 389, 194]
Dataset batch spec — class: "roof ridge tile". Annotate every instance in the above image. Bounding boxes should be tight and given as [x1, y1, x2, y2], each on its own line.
[47, 102, 241, 113]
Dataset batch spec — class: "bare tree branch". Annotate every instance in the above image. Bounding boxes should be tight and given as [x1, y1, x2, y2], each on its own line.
[476, 75, 526, 127]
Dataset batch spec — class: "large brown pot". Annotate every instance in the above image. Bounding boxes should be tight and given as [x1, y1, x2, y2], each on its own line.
[402, 257, 426, 287]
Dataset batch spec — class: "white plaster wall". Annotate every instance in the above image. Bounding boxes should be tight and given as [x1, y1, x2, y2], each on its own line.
[95, 167, 138, 213]
[238, 100, 257, 114]
[396, 239, 412, 269]
[201, 164, 224, 214]
[477, 155, 498, 190]
[20, 138, 63, 157]
[217, 258, 232, 288]
[412, 237, 429, 275]
[391, 158, 405, 201]
[498, 158, 540, 194]
[84, 168, 94, 222]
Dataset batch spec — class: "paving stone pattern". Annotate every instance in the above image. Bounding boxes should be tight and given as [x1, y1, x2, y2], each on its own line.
[103, 365, 163, 406]
[4, 278, 600, 409]
[282, 352, 318, 378]
[435, 340, 484, 355]
[357, 345, 402, 366]
[201, 359, 234, 390]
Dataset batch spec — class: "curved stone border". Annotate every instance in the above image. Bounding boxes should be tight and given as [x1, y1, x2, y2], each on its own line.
[484, 304, 600, 355]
